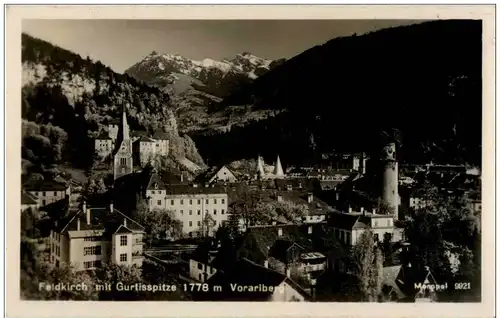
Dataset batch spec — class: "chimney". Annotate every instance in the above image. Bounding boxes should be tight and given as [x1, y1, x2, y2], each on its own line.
[110, 202, 114, 213]
[278, 228, 283, 237]
[86, 208, 91, 225]
[124, 218, 127, 228]
[286, 268, 291, 278]
[373, 208, 377, 215]
[308, 226, 313, 234]
[77, 218, 80, 231]
[264, 260, 269, 268]
[82, 200, 87, 213]
[180, 172, 184, 183]
[308, 193, 313, 203]
[348, 206, 352, 213]
[277, 194, 283, 202]
[360, 207, 365, 216]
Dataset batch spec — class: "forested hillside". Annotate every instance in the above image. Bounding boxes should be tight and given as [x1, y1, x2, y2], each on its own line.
[21, 33, 205, 180]
[191, 20, 482, 167]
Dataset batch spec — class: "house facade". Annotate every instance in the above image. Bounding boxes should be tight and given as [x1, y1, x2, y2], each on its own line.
[23, 180, 70, 207]
[50, 203, 145, 271]
[21, 191, 40, 212]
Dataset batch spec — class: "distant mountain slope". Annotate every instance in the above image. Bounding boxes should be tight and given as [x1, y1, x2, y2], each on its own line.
[125, 51, 285, 133]
[191, 20, 482, 167]
[21, 33, 205, 175]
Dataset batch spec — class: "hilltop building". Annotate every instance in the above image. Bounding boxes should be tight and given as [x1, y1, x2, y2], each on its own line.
[94, 105, 169, 171]
[49, 202, 145, 271]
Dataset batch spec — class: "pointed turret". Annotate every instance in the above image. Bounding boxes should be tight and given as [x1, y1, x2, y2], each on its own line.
[256, 155, 265, 178]
[120, 103, 130, 142]
[274, 155, 284, 178]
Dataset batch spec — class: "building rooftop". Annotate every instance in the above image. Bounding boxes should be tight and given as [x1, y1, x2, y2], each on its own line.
[165, 184, 227, 196]
[21, 191, 38, 205]
[137, 136, 156, 143]
[199, 258, 311, 301]
[58, 205, 145, 237]
[96, 131, 112, 140]
[300, 252, 326, 260]
[23, 179, 68, 192]
[152, 130, 169, 140]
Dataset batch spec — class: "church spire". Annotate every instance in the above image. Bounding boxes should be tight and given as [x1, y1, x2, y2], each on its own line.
[256, 155, 265, 178]
[121, 103, 130, 141]
[274, 154, 284, 178]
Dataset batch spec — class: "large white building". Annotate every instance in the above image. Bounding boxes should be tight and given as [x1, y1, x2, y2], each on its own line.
[144, 173, 229, 237]
[49, 203, 145, 271]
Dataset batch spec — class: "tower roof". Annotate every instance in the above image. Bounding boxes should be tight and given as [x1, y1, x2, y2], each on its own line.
[257, 155, 265, 177]
[274, 155, 284, 178]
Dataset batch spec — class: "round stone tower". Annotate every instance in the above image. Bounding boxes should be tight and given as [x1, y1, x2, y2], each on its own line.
[381, 142, 398, 219]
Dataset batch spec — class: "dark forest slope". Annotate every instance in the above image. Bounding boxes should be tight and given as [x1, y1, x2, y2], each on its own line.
[191, 20, 482, 167]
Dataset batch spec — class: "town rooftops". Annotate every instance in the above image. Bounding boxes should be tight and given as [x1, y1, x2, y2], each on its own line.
[300, 252, 326, 260]
[58, 205, 145, 237]
[23, 179, 68, 192]
[21, 191, 38, 205]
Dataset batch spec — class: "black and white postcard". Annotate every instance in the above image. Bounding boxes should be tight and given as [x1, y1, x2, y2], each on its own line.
[5, 4, 496, 318]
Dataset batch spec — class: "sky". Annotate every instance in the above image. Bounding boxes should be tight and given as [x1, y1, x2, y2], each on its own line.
[23, 20, 424, 74]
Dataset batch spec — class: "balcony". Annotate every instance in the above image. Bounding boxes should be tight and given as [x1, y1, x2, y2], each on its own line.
[132, 251, 143, 259]
[304, 263, 326, 272]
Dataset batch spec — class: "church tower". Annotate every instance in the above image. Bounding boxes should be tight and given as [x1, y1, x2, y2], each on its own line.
[381, 142, 398, 219]
[274, 155, 284, 179]
[113, 103, 133, 180]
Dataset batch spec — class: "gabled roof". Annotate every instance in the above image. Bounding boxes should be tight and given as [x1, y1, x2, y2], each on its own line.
[327, 212, 362, 230]
[21, 191, 38, 205]
[269, 240, 304, 264]
[137, 136, 156, 143]
[146, 173, 167, 191]
[59, 206, 145, 237]
[23, 179, 68, 191]
[115, 225, 134, 234]
[203, 258, 311, 301]
[152, 130, 169, 140]
[96, 131, 112, 140]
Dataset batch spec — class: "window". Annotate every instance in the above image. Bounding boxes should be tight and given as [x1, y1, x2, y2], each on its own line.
[206, 199, 209, 204]
[374, 233, 379, 242]
[171, 200, 174, 205]
[158, 190, 162, 195]
[214, 199, 217, 204]
[42, 192, 46, 196]
[374, 221, 379, 227]
[180, 199, 184, 205]
[213, 209, 217, 215]
[120, 253, 127, 262]
[53, 191, 57, 196]
[197, 221, 201, 227]
[221, 209, 225, 215]
[152, 191, 155, 194]
[84, 246, 102, 256]
[198, 263, 203, 270]
[189, 199, 193, 205]
[84, 236, 101, 242]
[189, 221, 193, 227]
[222, 199, 225, 204]
[120, 235, 128, 246]
[197, 210, 201, 215]
[120, 158, 127, 165]
[197, 199, 201, 204]
[189, 210, 192, 215]
[199, 273, 202, 281]
[157, 200, 161, 206]
[42, 200, 46, 206]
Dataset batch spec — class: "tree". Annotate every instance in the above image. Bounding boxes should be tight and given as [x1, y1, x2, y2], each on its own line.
[137, 208, 183, 247]
[201, 213, 216, 237]
[375, 198, 395, 216]
[351, 230, 383, 302]
[20, 238, 98, 300]
[95, 262, 143, 300]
